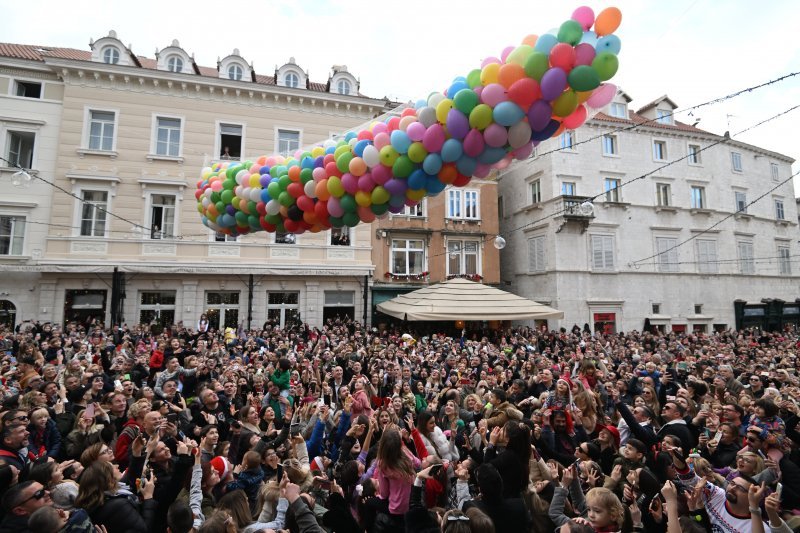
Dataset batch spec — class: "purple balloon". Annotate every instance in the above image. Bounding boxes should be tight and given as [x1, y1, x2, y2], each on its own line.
[259, 175, 271, 187]
[226, 205, 236, 215]
[527, 100, 553, 131]
[540, 67, 568, 101]
[446, 108, 469, 140]
[384, 179, 407, 196]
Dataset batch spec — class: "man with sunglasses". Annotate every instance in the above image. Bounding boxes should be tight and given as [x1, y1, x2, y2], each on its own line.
[0, 480, 51, 533]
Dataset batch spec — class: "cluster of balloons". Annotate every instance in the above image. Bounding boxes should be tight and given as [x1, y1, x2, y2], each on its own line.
[196, 6, 623, 236]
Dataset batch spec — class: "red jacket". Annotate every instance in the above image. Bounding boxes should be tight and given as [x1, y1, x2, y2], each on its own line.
[114, 418, 141, 468]
[149, 350, 164, 370]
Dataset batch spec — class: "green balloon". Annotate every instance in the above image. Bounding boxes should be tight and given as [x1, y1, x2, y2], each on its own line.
[248, 201, 258, 214]
[592, 52, 619, 81]
[248, 215, 260, 228]
[466, 69, 482, 89]
[269, 166, 280, 178]
[220, 190, 234, 204]
[235, 211, 248, 225]
[267, 182, 281, 199]
[453, 88, 479, 115]
[558, 20, 583, 45]
[222, 178, 235, 190]
[371, 203, 389, 216]
[265, 214, 282, 225]
[567, 65, 601, 92]
[340, 194, 356, 213]
[336, 152, 354, 174]
[278, 191, 293, 207]
[225, 165, 241, 179]
[275, 221, 286, 233]
[506, 45, 535, 67]
[300, 168, 313, 184]
[371, 185, 390, 205]
[392, 155, 414, 178]
[469, 104, 493, 130]
[278, 175, 291, 189]
[329, 216, 344, 228]
[524, 52, 550, 81]
[210, 192, 221, 204]
[552, 90, 578, 117]
[343, 212, 360, 227]
[215, 201, 225, 214]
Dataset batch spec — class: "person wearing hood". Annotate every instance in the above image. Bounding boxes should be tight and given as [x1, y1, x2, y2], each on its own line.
[484, 389, 523, 430]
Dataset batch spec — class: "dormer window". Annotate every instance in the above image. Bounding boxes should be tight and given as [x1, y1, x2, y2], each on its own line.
[609, 102, 627, 118]
[656, 109, 673, 125]
[102, 47, 120, 65]
[284, 72, 299, 88]
[337, 79, 351, 95]
[166, 55, 183, 73]
[228, 64, 243, 81]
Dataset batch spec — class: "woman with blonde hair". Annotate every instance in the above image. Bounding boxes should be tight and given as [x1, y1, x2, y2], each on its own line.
[641, 385, 660, 416]
[74, 460, 157, 531]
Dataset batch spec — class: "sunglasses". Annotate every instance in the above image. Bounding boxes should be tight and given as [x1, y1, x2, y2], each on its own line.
[446, 515, 470, 522]
[20, 488, 46, 505]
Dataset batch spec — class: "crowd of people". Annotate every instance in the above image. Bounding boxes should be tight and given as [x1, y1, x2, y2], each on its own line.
[1, 316, 800, 533]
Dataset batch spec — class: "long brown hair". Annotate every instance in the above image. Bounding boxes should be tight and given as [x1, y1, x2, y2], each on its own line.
[376, 428, 414, 481]
[74, 461, 117, 510]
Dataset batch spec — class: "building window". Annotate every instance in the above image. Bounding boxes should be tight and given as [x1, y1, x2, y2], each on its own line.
[609, 102, 627, 118]
[0, 216, 25, 255]
[284, 72, 299, 88]
[149, 194, 176, 239]
[0, 300, 17, 328]
[274, 232, 295, 244]
[688, 144, 701, 164]
[559, 131, 575, 150]
[228, 64, 243, 81]
[205, 291, 240, 331]
[734, 191, 747, 213]
[14, 81, 41, 99]
[218, 123, 243, 160]
[5, 131, 35, 168]
[602, 134, 618, 155]
[696, 239, 718, 274]
[102, 47, 119, 65]
[166, 55, 183, 73]
[337, 79, 351, 95]
[155, 117, 181, 157]
[690, 186, 705, 209]
[656, 183, 671, 206]
[391, 239, 425, 275]
[530, 180, 542, 203]
[778, 246, 791, 275]
[604, 178, 621, 202]
[652, 303, 661, 314]
[402, 200, 425, 217]
[80, 190, 108, 237]
[215, 232, 237, 242]
[775, 199, 785, 220]
[88, 110, 116, 151]
[561, 182, 576, 196]
[447, 189, 479, 220]
[139, 291, 176, 327]
[591, 235, 615, 271]
[656, 237, 678, 272]
[653, 140, 667, 161]
[447, 240, 480, 276]
[731, 151, 742, 172]
[771, 163, 779, 182]
[330, 227, 351, 246]
[528, 236, 545, 272]
[738, 241, 755, 274]
[277, 129, 301, 156]
[267, 292, 300, 328]
[694, 304, 703, 314]
[656, 109, 672, 124]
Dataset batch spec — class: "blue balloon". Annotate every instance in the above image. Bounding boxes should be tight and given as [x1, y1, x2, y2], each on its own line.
[580, 30, 598, 46]
[596, 34, 621, 55]
[344, 131, 357, 142]
[260, 189, 271, 202]
[415, 99, 427, 109]
[407, 169, 427, 190]
[390, 130, 412, 154]
[534, 33, 558, 54]
[529, 119, 561, 141]
[389, 195, 406, 208]
[448, 80, 470, 98]
[455, 155, 477, 176]
[259, 166, 271, 175]
[325, 146, 336, 155]
[477, 147, 507, 164]
[441, 138, 464, 163]
[353, 139, 370, 157]
[426, 176, 446, 194]
[493, 101, 525, 127]
[301, 156, 315, 169]
[422, 153, 443, 175]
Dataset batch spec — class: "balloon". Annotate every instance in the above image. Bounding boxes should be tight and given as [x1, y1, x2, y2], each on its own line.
[497, 63, 526, 88]
[362, 145, 380, 168]
[469, 104, 494, 130]
[557, 20, 583, 45]
[422, 124, 446, 152]
[493, 101, 525, 127]
[407, 169, 427, 190]
[527, 100, 553, 131]
[524, 52, 550, 81]
[446, 108, 470, 140]
[580, 30, 598, 46]
[379, 145, 399, 166]
[592, 52, 619, 81]
[562, 105, 588, 129]
[417, 106, 437, 128]
[549, 43, 576, 71]
[480, 62, 500, 85]
[595, 7, 622, 36]
[506, 44, 534, 67]
[540, 68, 568, 101]
[571, 6, 595, 30]
[407, 142, 428, 163]
[534, 33, 558, 54]
[586, 83, 617, 109]
[390, 130, 412, 154]
[508, 121, 532, 149]
[441, 138, 464, 162]
[453, 89, 479, 115]
[480, 83, 508, 108]
[596, 34, 621, 55]
[552, 90, 578, 117]
[423, 153, 443, 175]
[574, 43, 596, 66]
[483, 123, 508, 147]
[463, 128, 485, 158]
[567, 65, 600, 92]
[406, 121, 426, 142]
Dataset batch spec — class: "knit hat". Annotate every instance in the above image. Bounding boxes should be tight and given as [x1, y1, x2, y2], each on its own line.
[51, 481, 79, 510]
[210, 456, 231, 478]
[310, 456, 325, 473]
[598, 425, 621, 448]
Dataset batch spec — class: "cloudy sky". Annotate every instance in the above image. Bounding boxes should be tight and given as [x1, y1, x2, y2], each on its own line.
[4, 0, 799, 190]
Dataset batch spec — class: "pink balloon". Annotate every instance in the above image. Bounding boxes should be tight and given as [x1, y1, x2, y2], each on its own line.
[481, 56, 501, 68]
[473, 163, 492, 179]
[463, 129, 485, 158]
[574, 43, 596, 66]
[480, 83, 508, 107]
[312, 167, 327, 182]
[357, 173, 376, 192]
[372, 122, 388, 135]
[327, 197, 344, 218]
[586, 83, 617, 109]
[572, 6, 595, 30]
[422, 124, 446, 153]
[563, 105, 588, 129]
[372, 165, 391, 185]
[500, 45, 515, 62]
[373, 132, 391, 150]
[492, 155, 512, 170]
[406, 121, 426, 142]
[341, 173, 358, 195]
[483, 123, 508, 148]
[512, 141, 534, 160]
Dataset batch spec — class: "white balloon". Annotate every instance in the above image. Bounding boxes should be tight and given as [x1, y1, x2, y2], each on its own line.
[323, 139, 337, 150]
[201, 197, 210, 208]
[266, 200, 281, 216]
[304, 180, 317, 198]
[250, 188, 261, 202]
[417, 106, 438, 128]
[362, 145, 380, 168]
[508, 121, 532, 149]
[427, 92, 445, 108]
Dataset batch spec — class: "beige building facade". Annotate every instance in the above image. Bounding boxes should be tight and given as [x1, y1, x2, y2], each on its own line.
[0, 32, 396, 330]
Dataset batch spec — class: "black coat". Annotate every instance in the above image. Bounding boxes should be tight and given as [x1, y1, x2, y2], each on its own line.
[463, 497, 531, 533]
[88, 494, 158, 533]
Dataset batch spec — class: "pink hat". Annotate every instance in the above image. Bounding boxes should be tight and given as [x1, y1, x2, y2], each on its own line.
[210, 456, 230, 478]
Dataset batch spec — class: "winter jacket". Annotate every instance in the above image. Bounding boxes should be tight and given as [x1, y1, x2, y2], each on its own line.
[419, 426, 459, 462]
[484, 401, 523, 429]
[0, 513, 32, 533]
[289, 497, 324, 533]
[28, 418, 62, 459]
[351, 389, 373, 418]
[87, 493, 158, 533]
[226, 466, 265, 511]
[114, 419, 142, 469]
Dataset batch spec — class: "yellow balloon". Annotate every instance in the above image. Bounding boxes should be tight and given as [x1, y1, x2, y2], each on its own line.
[334, 144, 351, 159]
[311, 146, 325, 158]
[406, 188, 426, 201]
[355, 190, 372, 207]
[436, 98, 454, 125]
[407, 142, 428, 163]
[576, 90, 593, 104]
[480, 62, 501, 86]
[249, 174, 261, 188]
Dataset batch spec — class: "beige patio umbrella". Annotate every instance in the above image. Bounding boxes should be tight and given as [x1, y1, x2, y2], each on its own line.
[376, 278, 563, 321]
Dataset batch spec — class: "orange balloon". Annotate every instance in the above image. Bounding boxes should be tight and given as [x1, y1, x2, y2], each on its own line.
[303, 211, 318, 225]
[553, 122, 567, 138]
[576, 90, 593, 104]
[594, 7, 622, 36]
[279, 205, 288, 217]
[497, 63, 526, 89]
[288, 166, 302, 182]
[315, 179, 331, 201]
[438, 164, 458, 185]
[522, 34, 538, 47]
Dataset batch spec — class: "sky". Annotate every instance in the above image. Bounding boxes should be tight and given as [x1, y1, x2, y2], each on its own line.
[3, 0, 799, 192]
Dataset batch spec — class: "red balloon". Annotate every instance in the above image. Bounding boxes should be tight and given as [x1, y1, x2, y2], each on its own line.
[387, 116, 401, 131]
[256, 201, 267, 215]
[549, 43, 576, 71]
[260, 219, 276, 232]
[296, 196, 314, 212]
[357, 130, 374, 141]
[507, 78, 542, 111]
[401, 108, 417, 118]
[284, 219, 299, 233]
[314, 200, 329, 220]
[287, 182, 304, 199]
[323, 154, 336, 166]
[453, 173, 471, 187]
[325, 161, 342, 178]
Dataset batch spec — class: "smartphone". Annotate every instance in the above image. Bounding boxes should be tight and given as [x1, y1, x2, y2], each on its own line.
[114, 379, 122, 388]
[756, 449, 767, 459]
[428, 464, 443, 477]
[84, 403, 95, 419]
[315, 478, 332, 490]
[711, 431, 722, 446]
[776, 482, 783, 499]
[166, 413, 179, 425]
[290, 423, 301, 436]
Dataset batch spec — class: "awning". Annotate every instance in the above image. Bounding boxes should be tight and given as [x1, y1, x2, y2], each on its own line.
[376, 278, 564, 321]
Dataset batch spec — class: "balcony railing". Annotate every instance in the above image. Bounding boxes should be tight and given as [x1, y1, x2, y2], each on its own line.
[555, 195, 595, 220]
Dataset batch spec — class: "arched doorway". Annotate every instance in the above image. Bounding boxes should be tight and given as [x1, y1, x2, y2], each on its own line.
[0, 300, 17, 328]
